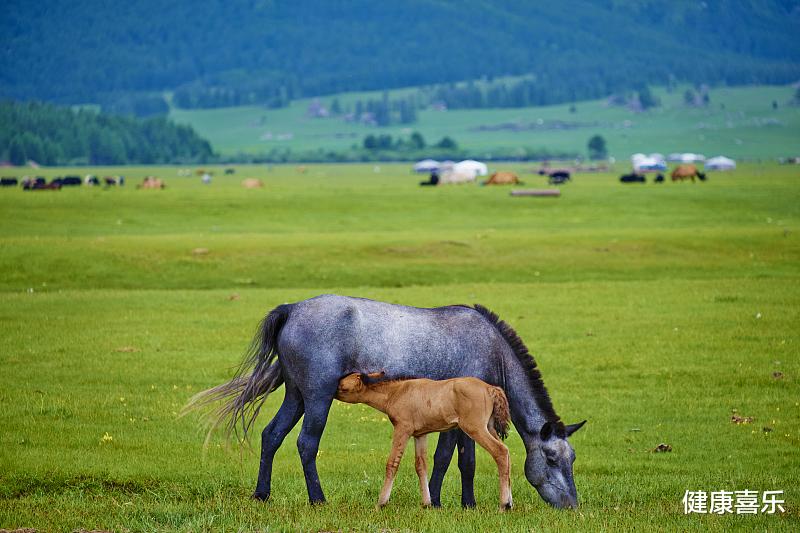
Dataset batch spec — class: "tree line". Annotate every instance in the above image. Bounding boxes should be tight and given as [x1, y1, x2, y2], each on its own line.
[0, 101, 213, 165]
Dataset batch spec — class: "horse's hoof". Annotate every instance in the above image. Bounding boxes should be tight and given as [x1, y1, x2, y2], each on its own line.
[501, 501, 513, 512]
[251, 492, 270, 502]
[462, 500, 477, 509]
[309, 498, 326, 506]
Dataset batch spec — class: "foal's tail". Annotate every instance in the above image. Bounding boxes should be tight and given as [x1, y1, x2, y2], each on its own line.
[183, 304, 293, 442]
[488, 386, 511, 440]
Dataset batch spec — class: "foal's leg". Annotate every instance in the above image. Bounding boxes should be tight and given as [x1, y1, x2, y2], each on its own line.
[378, 428, 411, 507]
[462, 426, 512, 511]
[414, 435, 432, 507]
[296, 394, 334, 504]
[253, 383, 304, 500]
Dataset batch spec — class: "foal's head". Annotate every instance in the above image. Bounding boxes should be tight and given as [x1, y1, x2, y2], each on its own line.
[336, 371, 386, 403]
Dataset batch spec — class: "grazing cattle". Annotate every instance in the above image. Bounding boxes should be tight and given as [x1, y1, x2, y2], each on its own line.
[671, 164, 706, 182]
[1, 177, 18, 187]
[25, 178, 61, 190]
[224, 168, 235, 175]
[103, 176, 118, 186]
[241, 178, 264, 189]
[61, 176, 82, 186]
[654, 174, 665, 183]
[85, 175, 100, 186]
[619, 173, 646, 183]
[484, 171, 521, 186]
[139, 176, 166, 189]
[548, 171, 571, 185]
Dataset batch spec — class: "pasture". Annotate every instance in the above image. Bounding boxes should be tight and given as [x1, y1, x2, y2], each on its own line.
[170, 85, 800, 159]
[1, 163, 798, 531]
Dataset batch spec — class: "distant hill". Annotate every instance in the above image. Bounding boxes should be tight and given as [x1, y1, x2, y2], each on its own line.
[2, 1, 800, 109]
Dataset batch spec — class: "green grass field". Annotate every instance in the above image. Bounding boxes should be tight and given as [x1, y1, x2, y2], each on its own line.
[169, 85, 800, 159]
[1, 163, 799, 531]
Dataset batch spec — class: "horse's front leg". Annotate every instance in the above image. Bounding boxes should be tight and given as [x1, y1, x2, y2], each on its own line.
[414, 435, 431, 507]
[296, 394, 334, 504]
[378, 428, 411, 508]
[253, 383, 304, 500]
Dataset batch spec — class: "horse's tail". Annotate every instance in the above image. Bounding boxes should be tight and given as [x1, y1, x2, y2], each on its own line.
[488, 385, 511, 440]
[183, 303, 293, 442]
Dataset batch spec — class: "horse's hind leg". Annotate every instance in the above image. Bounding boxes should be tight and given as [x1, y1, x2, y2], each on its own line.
[456, 430, 477, 508]
[253, 383, 304, 500]
[428, 429, 457, 507]
[296, 394, 335, 504]
[429, 429, 477, 508]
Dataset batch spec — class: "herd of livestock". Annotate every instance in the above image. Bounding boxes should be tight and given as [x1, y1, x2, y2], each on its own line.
[0, 162, 714, 192]
[0, 174, 166, 190]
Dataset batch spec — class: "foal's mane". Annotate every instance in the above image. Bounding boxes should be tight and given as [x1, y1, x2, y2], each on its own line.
[468, 304, 564, 433]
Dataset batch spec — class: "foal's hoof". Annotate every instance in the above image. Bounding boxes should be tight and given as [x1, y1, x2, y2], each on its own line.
[309, 498, 326, 506]
[500, 501, 513, 512]
[251, 491, 270, 501]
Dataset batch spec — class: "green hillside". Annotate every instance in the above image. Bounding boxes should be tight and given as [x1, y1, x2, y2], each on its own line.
[3, 1, 799, 107]
[170, 85, 800, 160]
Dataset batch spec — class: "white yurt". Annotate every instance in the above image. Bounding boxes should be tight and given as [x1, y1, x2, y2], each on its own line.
[705, 156, 736, 171]
[453, 159, 488, 177]
[632, 154, 666, 172]
[413, 159, 440, 173]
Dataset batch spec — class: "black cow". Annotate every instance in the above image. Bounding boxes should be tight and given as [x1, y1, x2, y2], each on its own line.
[620, 173, 646, 183]
[62, 176, 82, 186]
[1, 177, 18, 187]
[548, 171, 571, 185]
[654, 174, 665, 183]
[224, 168, 235, 175]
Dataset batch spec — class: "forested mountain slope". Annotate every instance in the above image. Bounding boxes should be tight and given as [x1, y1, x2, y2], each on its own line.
[2, 0, 799, 107]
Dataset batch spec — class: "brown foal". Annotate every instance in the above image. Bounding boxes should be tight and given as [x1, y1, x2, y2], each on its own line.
[336, 372, 513, 510]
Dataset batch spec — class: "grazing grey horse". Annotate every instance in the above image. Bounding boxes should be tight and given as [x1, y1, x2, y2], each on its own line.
[190, 294, 586, 509]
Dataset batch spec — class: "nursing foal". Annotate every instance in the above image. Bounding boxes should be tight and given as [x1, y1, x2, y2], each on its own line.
[336, 372, 513, 510]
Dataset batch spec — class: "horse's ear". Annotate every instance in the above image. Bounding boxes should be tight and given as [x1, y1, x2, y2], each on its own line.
[565, 420, 587, 437]
[540, 421, 554, 441]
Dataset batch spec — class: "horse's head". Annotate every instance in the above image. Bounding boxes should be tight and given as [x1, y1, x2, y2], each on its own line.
[336, 371, 385, 403]
[524, 420, 586, 509]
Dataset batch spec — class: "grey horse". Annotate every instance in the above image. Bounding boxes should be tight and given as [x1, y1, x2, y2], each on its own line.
[190, 294, 586, 508]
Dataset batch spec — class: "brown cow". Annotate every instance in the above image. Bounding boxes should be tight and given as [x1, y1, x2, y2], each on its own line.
[484, 171, 521, 185]
[241, 178, 264, 189]
[671, 164, 706, 182]
[138, 176, 165, 189]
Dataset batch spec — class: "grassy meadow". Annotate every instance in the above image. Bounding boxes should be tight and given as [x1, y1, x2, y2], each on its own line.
[169, 85, 800, 159]
[1, 163, 799, 531]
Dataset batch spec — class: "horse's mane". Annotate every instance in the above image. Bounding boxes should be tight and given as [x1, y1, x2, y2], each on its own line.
[469, 304, 565, 435]
[360, 373, 421, 386]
